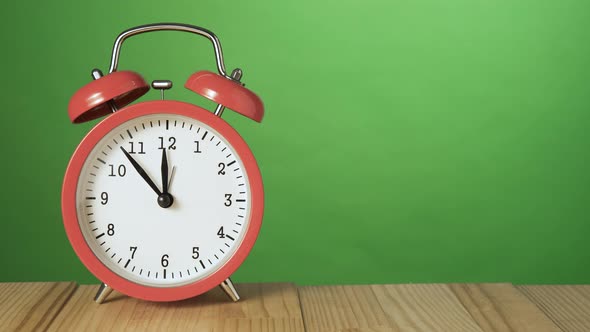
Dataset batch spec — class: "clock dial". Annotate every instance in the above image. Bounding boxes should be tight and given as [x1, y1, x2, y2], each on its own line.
[75, 113, 251, 287]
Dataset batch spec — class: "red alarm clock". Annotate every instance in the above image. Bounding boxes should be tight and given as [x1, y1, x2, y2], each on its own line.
[62, 23, 264, 303]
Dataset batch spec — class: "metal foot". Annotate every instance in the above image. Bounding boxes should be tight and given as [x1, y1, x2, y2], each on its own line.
[219, 278, 240, 302]
[94, 283, 113, 304]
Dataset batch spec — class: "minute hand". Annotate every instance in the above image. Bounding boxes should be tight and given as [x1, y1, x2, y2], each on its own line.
[120, 147, 162, 196]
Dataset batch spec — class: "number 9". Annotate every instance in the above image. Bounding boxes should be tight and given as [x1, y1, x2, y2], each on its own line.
[101, 192, 108, 205]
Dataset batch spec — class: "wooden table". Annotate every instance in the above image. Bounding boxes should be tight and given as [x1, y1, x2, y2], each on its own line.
[0, 283, 588, 331]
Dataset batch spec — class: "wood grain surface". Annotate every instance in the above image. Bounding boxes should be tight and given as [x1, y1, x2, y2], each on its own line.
[2, 282, 589, 331]
[47, 283, 304, 332]
[519, 285, 590, 332]
[0, 282, 77, 331]
[299, 284, 485, 332]
[449, 283, 562, 332]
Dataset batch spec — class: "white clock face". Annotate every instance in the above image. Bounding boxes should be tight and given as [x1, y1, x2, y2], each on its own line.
[75, 113, 251, 287]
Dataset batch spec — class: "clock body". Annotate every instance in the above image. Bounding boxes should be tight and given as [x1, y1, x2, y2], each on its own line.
[62, 100, 263, 301]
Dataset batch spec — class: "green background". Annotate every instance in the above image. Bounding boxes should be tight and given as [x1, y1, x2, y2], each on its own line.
[1, 0, 589, 285]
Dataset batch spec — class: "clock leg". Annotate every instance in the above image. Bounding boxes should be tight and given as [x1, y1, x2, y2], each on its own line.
[94, 283, 114, 304]
[219, 277, 240, 302]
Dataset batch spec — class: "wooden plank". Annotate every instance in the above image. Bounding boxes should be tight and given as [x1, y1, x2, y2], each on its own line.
[48, 283, 304, 331]
[449, 283, 562, 332]
[298, 284, 484, 332]
[518, 285, 590, 332]
[0, 282, 77, 331]
[298, 285, 394, 332]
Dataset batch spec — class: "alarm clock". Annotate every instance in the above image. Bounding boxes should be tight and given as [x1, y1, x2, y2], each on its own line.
[62, 23, 264, 303]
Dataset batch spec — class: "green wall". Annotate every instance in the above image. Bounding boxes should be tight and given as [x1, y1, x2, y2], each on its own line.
[1, 0, 589, 285]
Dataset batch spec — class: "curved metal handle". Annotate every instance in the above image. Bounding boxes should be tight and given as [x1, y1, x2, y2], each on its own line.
[108, 23, 232, 79]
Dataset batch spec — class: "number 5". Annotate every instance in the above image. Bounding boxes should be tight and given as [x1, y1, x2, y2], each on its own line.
[192, 247, 200, 259]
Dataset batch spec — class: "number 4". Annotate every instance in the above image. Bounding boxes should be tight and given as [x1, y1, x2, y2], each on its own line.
[217, 227, 225, 238]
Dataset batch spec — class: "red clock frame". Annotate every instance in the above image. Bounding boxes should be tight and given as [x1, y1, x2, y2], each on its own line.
[62, 100, 264, 302]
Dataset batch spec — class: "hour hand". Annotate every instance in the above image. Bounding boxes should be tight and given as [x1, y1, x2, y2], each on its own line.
[120, 147, 162, 196]
[161, 148, 169, 194]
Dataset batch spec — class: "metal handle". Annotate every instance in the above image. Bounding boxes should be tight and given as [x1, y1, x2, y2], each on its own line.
[107, 23, 233, 79]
